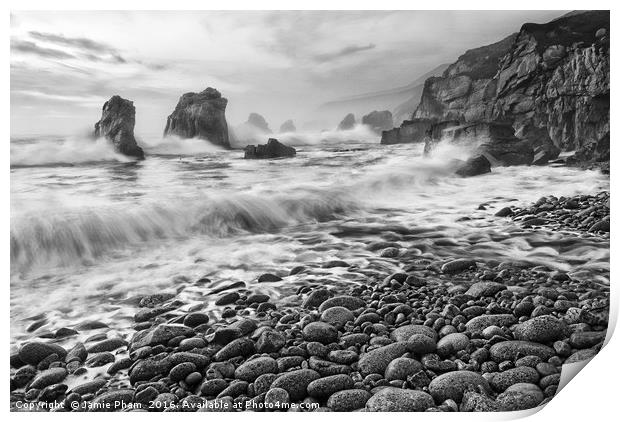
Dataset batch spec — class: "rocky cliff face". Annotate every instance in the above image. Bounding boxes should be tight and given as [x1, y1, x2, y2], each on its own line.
[164, 87, 231, 148]
[94, 95, 144, 159]
[385, 11, 610, 168]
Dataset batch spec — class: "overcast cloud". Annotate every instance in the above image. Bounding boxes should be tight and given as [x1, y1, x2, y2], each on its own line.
[10, 10, 566, 136]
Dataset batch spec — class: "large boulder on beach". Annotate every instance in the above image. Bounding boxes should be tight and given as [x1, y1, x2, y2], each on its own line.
[163, 87, 231, 148]
[455, 155, 491, 177]
[362, 110, 393, 134]
[244, 138, 296, 159]
[337, 113, 356, 130]
[94, 95, 144, 159]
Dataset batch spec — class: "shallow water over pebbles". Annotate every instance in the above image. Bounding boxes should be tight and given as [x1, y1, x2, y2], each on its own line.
[10, 138, 609, 355]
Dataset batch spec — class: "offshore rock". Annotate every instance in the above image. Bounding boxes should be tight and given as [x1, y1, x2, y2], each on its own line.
[94, 95, 144, 159]
[244, 138, 296, 159]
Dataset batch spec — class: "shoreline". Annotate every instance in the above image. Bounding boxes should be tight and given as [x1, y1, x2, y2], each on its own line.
[10, 189, 610, 412]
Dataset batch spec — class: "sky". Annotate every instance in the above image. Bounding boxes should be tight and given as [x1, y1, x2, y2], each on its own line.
[10, 10, 567, 136]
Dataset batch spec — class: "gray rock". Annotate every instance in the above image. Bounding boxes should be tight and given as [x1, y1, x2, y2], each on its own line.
[390, 324, 438, 342]
[366, 387, 434, 412]
[465, 314, 517, 333]
[489, 341, 556, 362]
[29, 367, 67, 390]
[214, 337, 255, 361]
[307, 374, 354, 398]
[327, 389, 372, 411]
[358, 342, 409, 376]
[90, 389, 135, 412]
[496, 383, 544, 411]
[244, 138, 296, 159]
[164, 87, 230, 148]
[436, 333, 470, 358]
[270, 369, 321, 401]
[320, 306, 355, 329]
[428, 370, 490, 403]
[131, 324, 194, 349]
[70, 379, 107, 396]
[18, 342, 67, 365]
[86, 338, 127, 353]
[441, 259, 477, 274]
[318, 296, 366, 312]
[490, 366, 540, 391]
[407, 334, 437, 355]
[384, 357, 423, 381]
[513, 315, 569, 343]
[303, 322, 338, 344]
[264, 387, 290, 408]
[94, 96, 144, 158]
[234, 356, 278, 382]
[465, 282, 506, 298]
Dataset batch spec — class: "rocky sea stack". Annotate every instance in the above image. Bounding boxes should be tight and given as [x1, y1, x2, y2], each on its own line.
[338, 113, 356, 131]
[244, 138, 296, 159]
[94, 95, 144, 159]
[362, 110, 393, 134]
[164, 87, 231, 148]
[384, 11, 610, 170]
[247, 113, 272, 134]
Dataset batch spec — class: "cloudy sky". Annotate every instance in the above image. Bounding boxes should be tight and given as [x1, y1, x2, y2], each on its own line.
[10, 10, 565, 136]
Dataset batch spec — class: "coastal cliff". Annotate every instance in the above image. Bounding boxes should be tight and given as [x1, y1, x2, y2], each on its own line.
[383, 11, 610, 169]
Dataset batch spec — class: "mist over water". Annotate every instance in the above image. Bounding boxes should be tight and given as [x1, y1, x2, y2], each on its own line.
[10, 134, 609, 346]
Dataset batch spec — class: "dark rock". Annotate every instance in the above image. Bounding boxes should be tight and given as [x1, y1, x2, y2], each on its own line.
[29, 367, 67, 390]
[234, 356, 278, 382]
[490, 366, 540, 391]
[318, 296, 365, 312]
[307, 374, 354, 398]
[465, 281, 506, 298]
[358, 342, 409, 376]
[70, 379, 107, 396]
[465, 314, 517, 333]
[94, 95, 144, 159]
[86, 338, 127, 353]
[214, 337, 255, 361]
[270, 369, 321, 401]
[390, 324, 438, 342]
[496, 383, 544, 411]
[337, 113, 356, 131]
[455, 155, 491, 177]
[489, 341, 556, 362]
[428, 370, 490, 403]
[327, 389, 372, 411]
[257, 273, 283, 283]
[366, 387, 434, 412]
[436, 333, 470, 358]
[303, 322, 338, 344]
[18, 342, 67, 365]
[244, 138, 296, 159]
[513, 315, 569, 343]
[164, 87, 231, 148]
[90, 389, 135, 412]
[441, 259, 477, 274]
[384, 357, 423, 381]
[131, 324, 194, 349]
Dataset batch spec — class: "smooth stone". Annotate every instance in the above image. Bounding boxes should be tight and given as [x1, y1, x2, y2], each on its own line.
[18, 342, 67, 365]
[270, 369, 321, 401]
[303, 322, 338, 344]
[384, 357, 423, 381]
[465, 314, 517, 333]
[131, 324, 194, 349]
[70, 379, 107, 396]
[436, 333, 470, 358]
[86, 338, 128, 353]
[496, 383, 544, 411]
[307, 374, 354, 398]
[234, 356, 278, 382]
[358, 342, 409, 376]
[428, 370, 490, 403]
[489, 341, 556, 362]
[303, 290, 332, 309]
[214, 338, 255, 361]
[90, 389, 135, 412]
[366, 387, 434, 412]
[513, 315, 569, 343]
[318, 296, 366, 312]
[406, 334, 437, 355]
[465, 282, 506, 298]
[30, 368, 68, 390]
[320, 306, 355, 329]
[490, 366, 540, 391]
[441, 259, 477, 274]
[390, 324, 438, 342]
[327, 389, 372, 411]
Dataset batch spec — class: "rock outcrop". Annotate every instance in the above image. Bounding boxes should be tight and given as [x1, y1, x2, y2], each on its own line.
[279, 120, 296, 133]
[362, 110, 393, 134]
[244, 138, 296, 159]
[94, 95, 144, 159]
[381, 118, 434, 145]
[337, 113, 356, 131]
[247, 113, 271, 134]
[389, 11, 610, 168]
[454, 155, 492, 177]
[163, 87, 231, 148]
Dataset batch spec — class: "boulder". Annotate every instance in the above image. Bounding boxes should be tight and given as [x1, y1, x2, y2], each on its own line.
[362, 110, 393, 133]
[337, 113, 356, 130]
[94, 95, 144, 159]
[366, 387, 434, 412]
[428, 370, 490, 403]
[455, 155, 491, 177]
[163, 87, 231, 148]
[244, 138, 296, 159]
